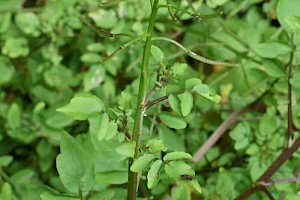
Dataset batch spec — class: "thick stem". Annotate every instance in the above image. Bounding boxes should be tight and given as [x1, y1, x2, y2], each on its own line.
[127, 1, 160, 199]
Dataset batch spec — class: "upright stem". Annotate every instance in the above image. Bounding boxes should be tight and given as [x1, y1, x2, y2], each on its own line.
[287, 33, 294, 146]
[127, 1, 160, 199]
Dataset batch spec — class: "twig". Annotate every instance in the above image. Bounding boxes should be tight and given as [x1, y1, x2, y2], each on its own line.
[192, 109, 246, 162]
[260, 186, 275, 200]
[235, 137, 300, 199]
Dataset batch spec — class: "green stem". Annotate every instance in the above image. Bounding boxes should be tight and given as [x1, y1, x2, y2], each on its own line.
[127, 1, 160, 200]
[100, 33, 149, 63]
[152, 37, 240, 67]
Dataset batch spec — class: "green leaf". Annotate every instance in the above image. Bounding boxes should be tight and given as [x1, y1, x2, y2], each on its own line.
[180, 91, 193, 116]
[262, 59, 286, 78]
[171, 185, 191, 200]
[83, 65, 106, 92]
[290, 72, 300, 88]
[253, 42, 290, 58]
[97, 113, 109, 140]
[2, 37, 29, 58]
[40, 192, 79, 200]
[147, 139, 167, 153]
[163, 152, 192, 161]
[105, 121, 118, 140]
[216, 169, 234, 199]
[277, 0, 300, 33]
[171, 63, 188, 78]
[80, 53, 101, 64]
[89, 190, 115, 200]
[15, 12, 40, 37]
[168, 94, 182, 115]
[147, 160, 163, 189]
[0, 183, 12, 200]
[95, 171, 127, 184]
[0, 156, 13, 167]
[7, 103, 21, 129]
[159, 112, 187, 129]
[164, 161, 193, 180]
[115, 141, 136, 158]
[158, 125, 185, 152]
[56, 132, 95, 194]
[186, 179, 202, 194]
[0, 0, 23, 12]
[193, 84, 221, 103]
[151, 45, 164, 63]
[185, 78, 202, 90]
[57, 95, 103, 120]
[130, 154, 155, 172]
[0, 56, 15, 86]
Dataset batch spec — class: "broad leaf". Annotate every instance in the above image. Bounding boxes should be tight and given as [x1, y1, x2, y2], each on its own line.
[159, 112, 187, 129]
[57, 95, 103, 120]
[130, 154, 155, 172]
[56, 132, 95, 194]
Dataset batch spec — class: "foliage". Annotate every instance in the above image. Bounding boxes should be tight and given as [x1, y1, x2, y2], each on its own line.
[0, 0, 300, 200]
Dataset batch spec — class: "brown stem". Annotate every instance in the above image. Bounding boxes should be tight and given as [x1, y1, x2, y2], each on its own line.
[192, 109, 246, 162]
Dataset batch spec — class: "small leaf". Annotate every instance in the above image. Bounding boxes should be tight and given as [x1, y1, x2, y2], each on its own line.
[253, 42, 290, 58]
[186, 179, 202, 194]
[193, 84, 221, 103]
[130, 154, 155, 172]
[0, 56, 15, 85]
[159, 112, 187, 129]
[57, 95, 103, 120]
[147, 160, 163, 189]
[180, 91, 193, 116]
[147, 139, 167, 153]
[2, 37, 29, 58]
[97, 113, 109, 140]
[163, 152, 192, 161]
[105, 121, 118, 140]
[164, 161, 193, 180]
[171, 63, 188, 78]
[0, 183, 12, 200]
[168, 94, 182, 115]
[185, 78, 202, 90]
[151, 45, 164, 63]
[115, 141, 136, 158]
[7, 103, 21, 129]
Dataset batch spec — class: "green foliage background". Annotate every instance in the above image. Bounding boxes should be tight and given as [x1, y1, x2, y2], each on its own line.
[0, 0, 300, 199]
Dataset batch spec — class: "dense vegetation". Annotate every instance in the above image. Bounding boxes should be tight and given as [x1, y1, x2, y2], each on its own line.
[0, 0, 300, 199]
